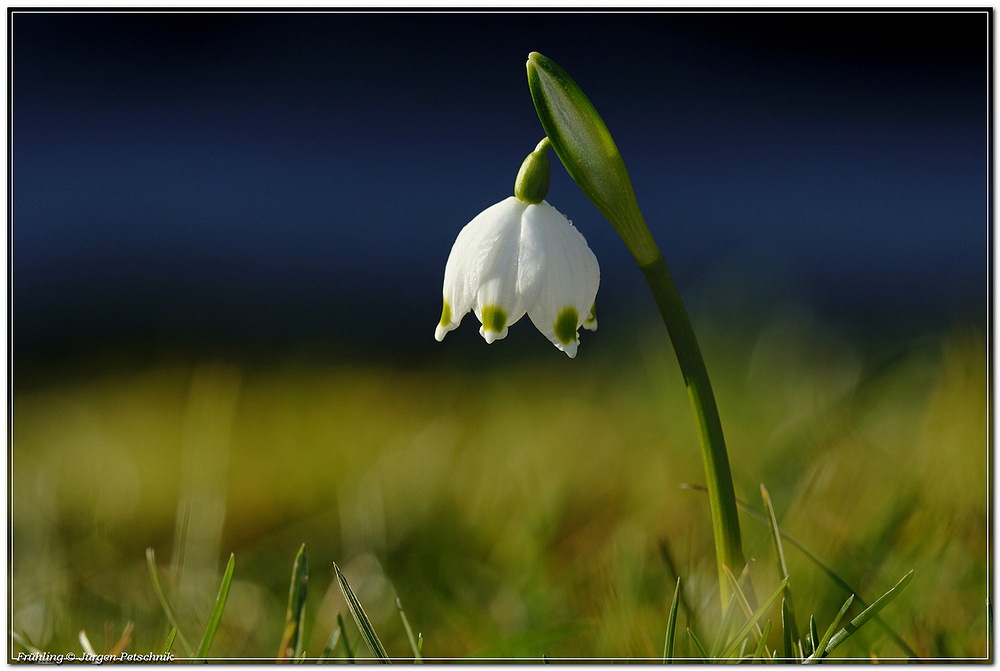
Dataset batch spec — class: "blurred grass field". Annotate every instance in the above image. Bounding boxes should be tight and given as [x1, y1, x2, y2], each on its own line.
[9, 311, 989, 660]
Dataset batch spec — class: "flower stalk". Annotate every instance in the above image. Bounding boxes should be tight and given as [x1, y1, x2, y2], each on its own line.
[526, 51, 745, 605]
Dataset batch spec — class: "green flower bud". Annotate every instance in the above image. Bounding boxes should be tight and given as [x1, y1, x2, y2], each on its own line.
[514, 137, 552, 204]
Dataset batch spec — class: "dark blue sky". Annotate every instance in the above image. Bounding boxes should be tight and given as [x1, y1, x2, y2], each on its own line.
[10, 10, 989, 361]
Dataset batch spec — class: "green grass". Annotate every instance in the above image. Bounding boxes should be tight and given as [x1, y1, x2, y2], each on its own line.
[9, 316, 989, 661]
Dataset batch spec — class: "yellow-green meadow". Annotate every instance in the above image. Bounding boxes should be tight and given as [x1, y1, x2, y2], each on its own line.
[11, 315, 987, 660]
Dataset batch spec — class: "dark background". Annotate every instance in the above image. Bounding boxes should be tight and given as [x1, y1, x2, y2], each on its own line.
[10, 9, 990, 368]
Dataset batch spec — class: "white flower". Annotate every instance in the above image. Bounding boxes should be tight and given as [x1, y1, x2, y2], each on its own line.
[435, 196, 599, 358]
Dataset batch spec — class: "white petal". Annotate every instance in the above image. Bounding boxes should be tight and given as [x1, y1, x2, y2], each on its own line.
[436, 197, 525, 341]
[583, 303, 598, 332]
[516, 201, 600, 357]
[471, 198, 528, 343]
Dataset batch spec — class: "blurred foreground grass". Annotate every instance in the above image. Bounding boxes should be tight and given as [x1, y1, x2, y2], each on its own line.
[10, 313, 989, 660]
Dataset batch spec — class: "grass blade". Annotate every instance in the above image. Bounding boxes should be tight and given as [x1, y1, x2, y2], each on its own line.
[195, 553, 235, 658]
[658, 539, 695, 628]
[663, 577, 681, 663]
[334, 562, 390, 663]
[808, 614, 818, 656]
[11, 630, 42, 655]
[721, 575, 789, 659]
[109, 622, 134, 656]
[821, 570, 913, 657]
[753, 620, 773, 661]
[682, 484, 919, 658]
[710, 586, 741, 658]
[803, 594, 854, 664]
[761, 484, 799, 645]
[714, 561, 758, 657]
[78, 630, 96, 656]
[781, 598, 797, 662]
[145, 548, 194, 656]
[687, 627, 710, 660]
[338, 613, 356, 662]
[396, 597, 423, 662]
[162, 628, 178, 655]
[318, 627, 341, 663]
[279, 544, 309, 660]
[724, 563, 763, 640]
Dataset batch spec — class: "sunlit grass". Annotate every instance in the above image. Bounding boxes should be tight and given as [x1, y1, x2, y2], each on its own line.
[9, 315, 988, 660]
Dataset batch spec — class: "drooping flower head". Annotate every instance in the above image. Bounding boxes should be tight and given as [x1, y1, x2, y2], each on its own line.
[435, 138, 599, 357]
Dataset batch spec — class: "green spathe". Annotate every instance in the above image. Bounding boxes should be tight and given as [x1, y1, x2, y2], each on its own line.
[526, 52, 659, 266]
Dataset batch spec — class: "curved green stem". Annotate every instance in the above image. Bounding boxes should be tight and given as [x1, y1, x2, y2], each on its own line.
[526, 51, 744, 606]
[639, 254, 745, 599]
